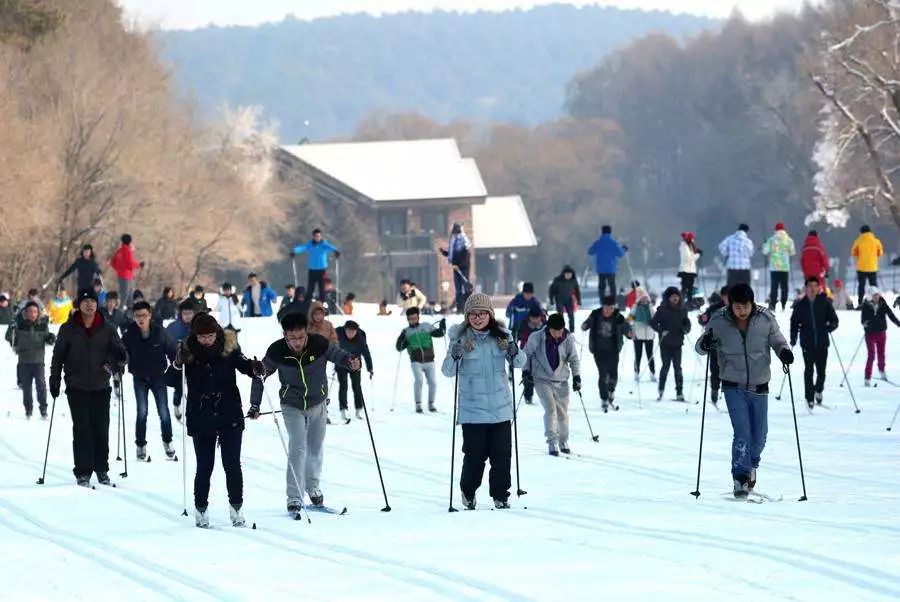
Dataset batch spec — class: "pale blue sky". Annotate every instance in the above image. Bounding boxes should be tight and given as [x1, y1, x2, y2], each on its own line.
[118, 0, 814, 30]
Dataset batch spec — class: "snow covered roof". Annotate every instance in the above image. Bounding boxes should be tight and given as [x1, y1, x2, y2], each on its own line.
[281, 139, 487, 203]
[472, 196, 537, 250]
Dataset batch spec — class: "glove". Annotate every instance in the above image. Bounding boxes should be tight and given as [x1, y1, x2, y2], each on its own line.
[289, 251, 296, 258]
[505, 343, 519, 363]
[334, 251, 341, 259]
[49, 377, 60, 399]
[779, 348, 794, 366]
[572, 375, 582, 392]
[522, 370, 534, 386]
[698, 330, 718, 352]
[697, 249, 704, 256]
[450, 342, 465, 360]
[46, 333, 57, 345]
[139, 261, 145, 268]
[246, 404, 261, 419]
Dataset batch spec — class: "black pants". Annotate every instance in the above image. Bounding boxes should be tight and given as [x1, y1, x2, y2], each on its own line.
[768, 271, 789, 308]
[523, 378, 534, 402]
[680, 273, 696, 303]
[633, 339, 655, 374]
[308, 269, 326, 301]
[460, 421, 511, 502]
[593, 351, 619, 401]
[857, 271, 878, 306]
[659, 346, 683, 395]
[67, 388, 111, 477]
[727, 269, 751, 287]
[556, 303, 575, 332]
[192, 430, 243, 510]
[18, 363, 47, 415]
[453, 268, 471, 312]
[802, 346, 829, 402]
[597, 273, 616, 299]
[336, 368, 364, 410]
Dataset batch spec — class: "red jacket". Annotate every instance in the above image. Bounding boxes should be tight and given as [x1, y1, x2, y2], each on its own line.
[110, 244, 141, 280]
[625, 289, 637, 310]
[800, 235, 829, 277]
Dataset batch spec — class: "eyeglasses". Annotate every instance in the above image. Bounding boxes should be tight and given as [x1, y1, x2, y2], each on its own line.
[133, 312, 151, 320]
[469, 311, 491, 319]
[196, 333, 217, 342]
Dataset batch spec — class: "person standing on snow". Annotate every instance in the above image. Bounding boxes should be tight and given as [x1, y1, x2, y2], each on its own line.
[291, 228, 340, 302]
[698, 286, 729, 405]
[396, 307, 446, 413]
[678, 232, 702, 305]
[790, 277, 839, 409]
[581, 295, 633, 411]
[307, 301, 337, 344]
[523, 313, 580, 456]
[152, 287, 178, 325]
[800, 230, 830, 291]
[49, 288, 127, 488]
[335, 320, 373, 421]
[439, 222, 473, 313]
[397, 279, 427, 311]
[696, 283, 792, 499]
[587, 225, 627, 299]
[851, 225, 884, 306]
[109, 234, 143, 309]
[650, 286, 691, 401]
[215, 282, 242, 331]
[505, 282, 542, 339]
[718, 224, 755, 288]
[443, 292, 525, 510]
[762, 223, 796, 311]
[832, 279, 853, 310]
[5, 301, 56, 419]
[58, 244, 102, 294]
[241, 272, 278, 318]
[861, 286, 900, 386]
[517, 308, 546, 405]
[248, 312, 360, 516]
[628, 286, 656, 383]
[187, 286, 209, 314]
[548, 265, 582, 332]
[165, 299, 195, 422]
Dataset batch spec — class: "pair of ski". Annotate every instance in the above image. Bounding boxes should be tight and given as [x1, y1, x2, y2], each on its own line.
[289, 505, 348, 519]
[136, 454, 179, 463]
[723, 491, 783, 504]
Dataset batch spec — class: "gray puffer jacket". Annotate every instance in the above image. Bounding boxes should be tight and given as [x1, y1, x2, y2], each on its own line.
[523, 328, 580, 384]
[696, 306, 789, 388]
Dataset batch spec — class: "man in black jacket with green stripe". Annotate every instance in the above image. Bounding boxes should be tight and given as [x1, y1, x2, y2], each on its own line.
[249, 312, 360, 514]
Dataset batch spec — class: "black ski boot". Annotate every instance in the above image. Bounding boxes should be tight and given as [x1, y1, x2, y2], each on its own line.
[461, 493, 476, 510]
[96, 472, 112, 486]
[76, 475, 91, 488]
[733, 475, 750, 499]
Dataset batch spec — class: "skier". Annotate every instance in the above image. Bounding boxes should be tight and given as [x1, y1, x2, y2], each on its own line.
[396, 307, 447, 413]
[718, 224, 754, 287]
[0, 294, 13, 325]
[47, 287, 74, 325]
[650, 286, 691, 401]
[800, 230, 830, 290]
[291, 228, 340, 301]
[397, 279, 427, 311]
[152, 287, 178, 325]
[762, 223, 796, 311]
[172, 313, 263, 527]
[341, 293, 356, 315]
[548, 265, 582, 332]
[851, 225, 884, 306]
[280, 284, 296, 314]
[278, 286, 310, 321]
[861, 286, 900, 386]
[241, 272, 278, 317]
[165, 299, 195, 422]
[624, 280, 640, 311]
[790, 276, 839, 408]
[523, 312, 581, 455]
[517, 308, 546, 405]
[108, 234, 143, 309]
[188, 286, 209, 313]
[91, 278, 107, 306]
[5, 301, 56, 418]
[58, 244, 102, 294]
[832, 279, 853, 310]
[335, 320, 373, 421]
[307, 301, 337, 343]
[505, 282, 542, 339]
[122, 300, 177, 460]
[587, 225, 627, 299]
[49, 288, 127, 487]
[248, 312, 360, 515]
[628, 286, 656, 383]
[442, 292, 525, 509]
[696, 283, 792, 498]
[678, 232, 702, 305]
[581, 295, 632, 410]
[99, 292, 129, 335]
[698, 286, 729, 404]
[215, 282, 242, 330]
[439, 222, 472, 312]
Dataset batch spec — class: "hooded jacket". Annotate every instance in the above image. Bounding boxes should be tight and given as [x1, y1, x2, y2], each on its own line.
[336, 326, 373, 372]
[548, 266, 582, 307]
[396, 319, 446, 363]
[188, 293, 209, 314]
[587, 233, 626, 274]
[250, 334, 353, 411]
[762, 230, 796, 272]
[50, 310, 127, 393]
[696, 305, 790, 388]
[153, 296, 178, 324]
[851, 232, 884, 273]
[307, 301, 337, 343]
[789, 293, 839, 350]
[523, 327, 580, 383]
[109, 244, 141, 280]
[59, 256, 101, 292]
[582, 308, 632, 354]
[215, 293, 242, 326]
[650, 287, 691, 348]
[5, 313, 55, 364]
[123, 321, 176, 379]
[800, 234, 830, 278]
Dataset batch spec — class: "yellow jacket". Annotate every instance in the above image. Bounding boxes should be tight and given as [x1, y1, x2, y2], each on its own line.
[851, 232, 883, 272]
[48, 297, 73, 325]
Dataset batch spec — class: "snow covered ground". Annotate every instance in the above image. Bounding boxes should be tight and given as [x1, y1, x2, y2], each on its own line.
[1, 305, 899, 601]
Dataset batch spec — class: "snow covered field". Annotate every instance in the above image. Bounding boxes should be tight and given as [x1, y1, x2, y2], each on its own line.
[1, 305, 899, 601]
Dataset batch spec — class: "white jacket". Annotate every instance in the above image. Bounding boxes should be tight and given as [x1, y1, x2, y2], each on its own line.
[679, 241, 699, 274]
[215, 295, 241, 326]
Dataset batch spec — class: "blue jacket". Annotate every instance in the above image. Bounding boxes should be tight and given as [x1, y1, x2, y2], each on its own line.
[242, 283, 278, 317]
[441, 323, 526, 425]
[588, 233, 626, 274]
[293, 239, 338, 270]
[505, 294, 542, 332]
[165, 318, 192, 343]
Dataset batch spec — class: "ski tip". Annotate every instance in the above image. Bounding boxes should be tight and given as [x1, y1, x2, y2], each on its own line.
[339, 507, 348, 515]
[252, 522, 257, 530]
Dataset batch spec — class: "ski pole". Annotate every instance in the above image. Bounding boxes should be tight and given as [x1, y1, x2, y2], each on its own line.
[448, 362, 460, 512]
[181, 366, 188, 517]
[510, 361, 526, 497]
[575, 390, 599, 442]
[36, 394, 59, 485]
[390, 351, 402, 412]
[360, 399, 391, 512]
[291, 257, 299, 290]
[116, 381, 122, 461]
[785, 363, 808, 501]
[887, 402, 900, 432]
[117, 375, 128, 478]
[774, 371, 787, 401]
[690, 353, 711, 499]
[839, 335, 865, 388]
[258, 409, 283, 416]
[830, 333, 861, 413]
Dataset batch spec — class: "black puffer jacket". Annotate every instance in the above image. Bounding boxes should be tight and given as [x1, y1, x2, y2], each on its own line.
[50, 311, 126, 393]
[122, 321, 176, 378]
[650, 287, 691, 349]
[153, 296, 178, 324]
[548, 266, 582, 307]
[790, 293, 839, 349]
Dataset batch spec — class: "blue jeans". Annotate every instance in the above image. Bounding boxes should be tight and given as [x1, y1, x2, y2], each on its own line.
[723, 387, 768, 478]
[134, 374, 172, 446]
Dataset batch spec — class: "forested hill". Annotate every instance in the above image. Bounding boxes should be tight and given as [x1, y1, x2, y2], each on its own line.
[158, 4, 716, 139]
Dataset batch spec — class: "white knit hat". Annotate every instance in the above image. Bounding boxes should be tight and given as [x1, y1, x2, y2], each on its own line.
[463, 292, 493, 315]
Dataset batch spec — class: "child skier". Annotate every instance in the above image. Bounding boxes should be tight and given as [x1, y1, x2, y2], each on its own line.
[628, 287, 656, 383]
[5, 301, 56, 418]
[443, 293, 525, 509]
[861, 286, 900, 386]
[523, 313, 580, 456]
[517, 308, 546, 405]
[581, 295, 633, 411]
[650, 286, 691, 401]
[335, 320, 373, 421]
[396, 308, 446, 413]
[548, 266, 581, 332]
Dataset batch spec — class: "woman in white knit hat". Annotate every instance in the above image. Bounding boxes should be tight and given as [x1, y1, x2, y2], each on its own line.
[442, 292, 526, 509]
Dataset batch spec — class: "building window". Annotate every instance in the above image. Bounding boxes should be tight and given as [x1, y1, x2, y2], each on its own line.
[379, 209, 407, 236]
[420, 209, 447, 235]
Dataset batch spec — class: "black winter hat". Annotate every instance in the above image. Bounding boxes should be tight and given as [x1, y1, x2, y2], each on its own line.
[601, 225, 612, 234]
[121, 233, 132, 245]
[406, 307, 420, 317]
[729, 283, 755, 305]
[738, 223, 750, 232]
[663, 286, 681, 301]
[82, 243, 93, 251]
[178, 299, 195, 312]
[808, 230, 818, 237]
[860, 225, 872, 234]
[345, 320, 360, 330]
[522, 282, 534, 294]
[602, 295, 616, 306]
[77, 288, 98, 304]
[547, 313, 566, 330]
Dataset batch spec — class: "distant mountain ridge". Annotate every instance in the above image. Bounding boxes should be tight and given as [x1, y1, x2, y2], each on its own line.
[159, 4, 717, 139]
